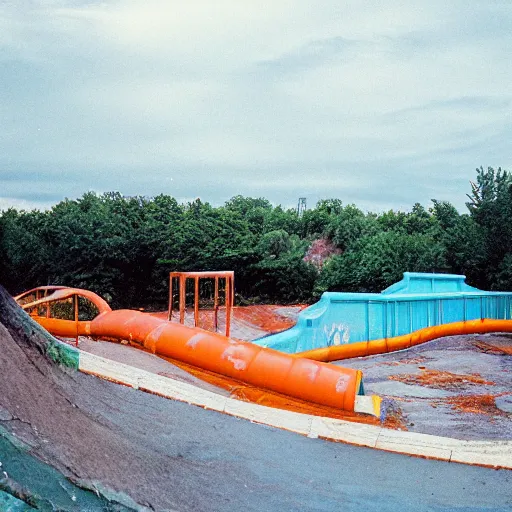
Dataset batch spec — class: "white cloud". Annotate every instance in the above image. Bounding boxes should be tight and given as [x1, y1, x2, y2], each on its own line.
[0, 0, 511, 212]
[0, 196, 55, 212]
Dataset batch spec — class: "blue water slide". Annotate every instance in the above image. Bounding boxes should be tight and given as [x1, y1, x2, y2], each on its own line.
[253, 272, 512, 354]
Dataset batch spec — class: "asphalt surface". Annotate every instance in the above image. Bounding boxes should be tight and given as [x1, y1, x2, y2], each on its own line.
[2, 377, 512, 512]
[1, 288, 511, 511]
[3, 374, 512, 512]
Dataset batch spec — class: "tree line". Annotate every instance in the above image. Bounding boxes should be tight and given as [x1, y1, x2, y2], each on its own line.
[1, 166, 510, 309]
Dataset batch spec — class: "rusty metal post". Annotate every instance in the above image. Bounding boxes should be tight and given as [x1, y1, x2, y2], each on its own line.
[168, 271, 234, 333]
[74, 294, 79, 346]
[194, 276, 199, 327]
[179, 275, 185, 324]
[225, 276, 232, 338]
[214, 276, 219, 332]
[231, 273, 235, 309]
[168, 275, 174, 321]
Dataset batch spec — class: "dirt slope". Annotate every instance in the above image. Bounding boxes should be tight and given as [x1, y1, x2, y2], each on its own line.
[0, 286, 223, 510]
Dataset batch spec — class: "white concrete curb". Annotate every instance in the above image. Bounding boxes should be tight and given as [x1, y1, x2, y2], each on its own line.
[79, 351, 512, 469]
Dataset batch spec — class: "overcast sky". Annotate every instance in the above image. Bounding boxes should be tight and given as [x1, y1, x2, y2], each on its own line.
[1, 1, 511, 213]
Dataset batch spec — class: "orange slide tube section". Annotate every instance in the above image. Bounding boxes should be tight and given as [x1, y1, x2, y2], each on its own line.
[295, 318, 512, 362]
[89, 309, 362, 411]
[17, 288, 362, 411]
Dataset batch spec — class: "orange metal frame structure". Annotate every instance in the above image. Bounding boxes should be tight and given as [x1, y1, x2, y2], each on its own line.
[168, 271, 235, 337]
[15, 286, 111, 346]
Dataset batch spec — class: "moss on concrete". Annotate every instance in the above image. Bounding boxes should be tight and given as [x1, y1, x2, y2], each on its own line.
[9, 297, 80, 370]
[45, 338, 79, 369]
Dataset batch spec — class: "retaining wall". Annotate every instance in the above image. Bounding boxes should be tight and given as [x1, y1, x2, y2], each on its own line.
[254, 273, 512, 353]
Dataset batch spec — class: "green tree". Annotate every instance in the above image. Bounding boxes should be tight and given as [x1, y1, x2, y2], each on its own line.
[317, 230, 446, 294]
[252, 231, 317, 302]
[465, 166, 512, 289]
[326, 204, 378, 251]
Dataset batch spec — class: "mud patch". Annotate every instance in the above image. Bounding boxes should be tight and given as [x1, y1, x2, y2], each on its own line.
[442, 394, 509, 416]
[389, 369, 495, 391]
[474, 339, 512, 356]
[378, 356, 429, 367]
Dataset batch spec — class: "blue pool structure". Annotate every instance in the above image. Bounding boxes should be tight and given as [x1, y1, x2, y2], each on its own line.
[253, 272, 512, 354]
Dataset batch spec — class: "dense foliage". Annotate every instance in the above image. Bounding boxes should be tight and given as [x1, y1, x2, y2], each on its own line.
[1, 167, 510, 308]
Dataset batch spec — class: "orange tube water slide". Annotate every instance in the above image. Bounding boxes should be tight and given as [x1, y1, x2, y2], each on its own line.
[90, 309, 362, 410]
[16, 287, 362, 411]
[295, 318, 512, 362]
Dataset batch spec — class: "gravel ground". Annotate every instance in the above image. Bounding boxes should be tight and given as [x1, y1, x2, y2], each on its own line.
[336, 334, 512, 439]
